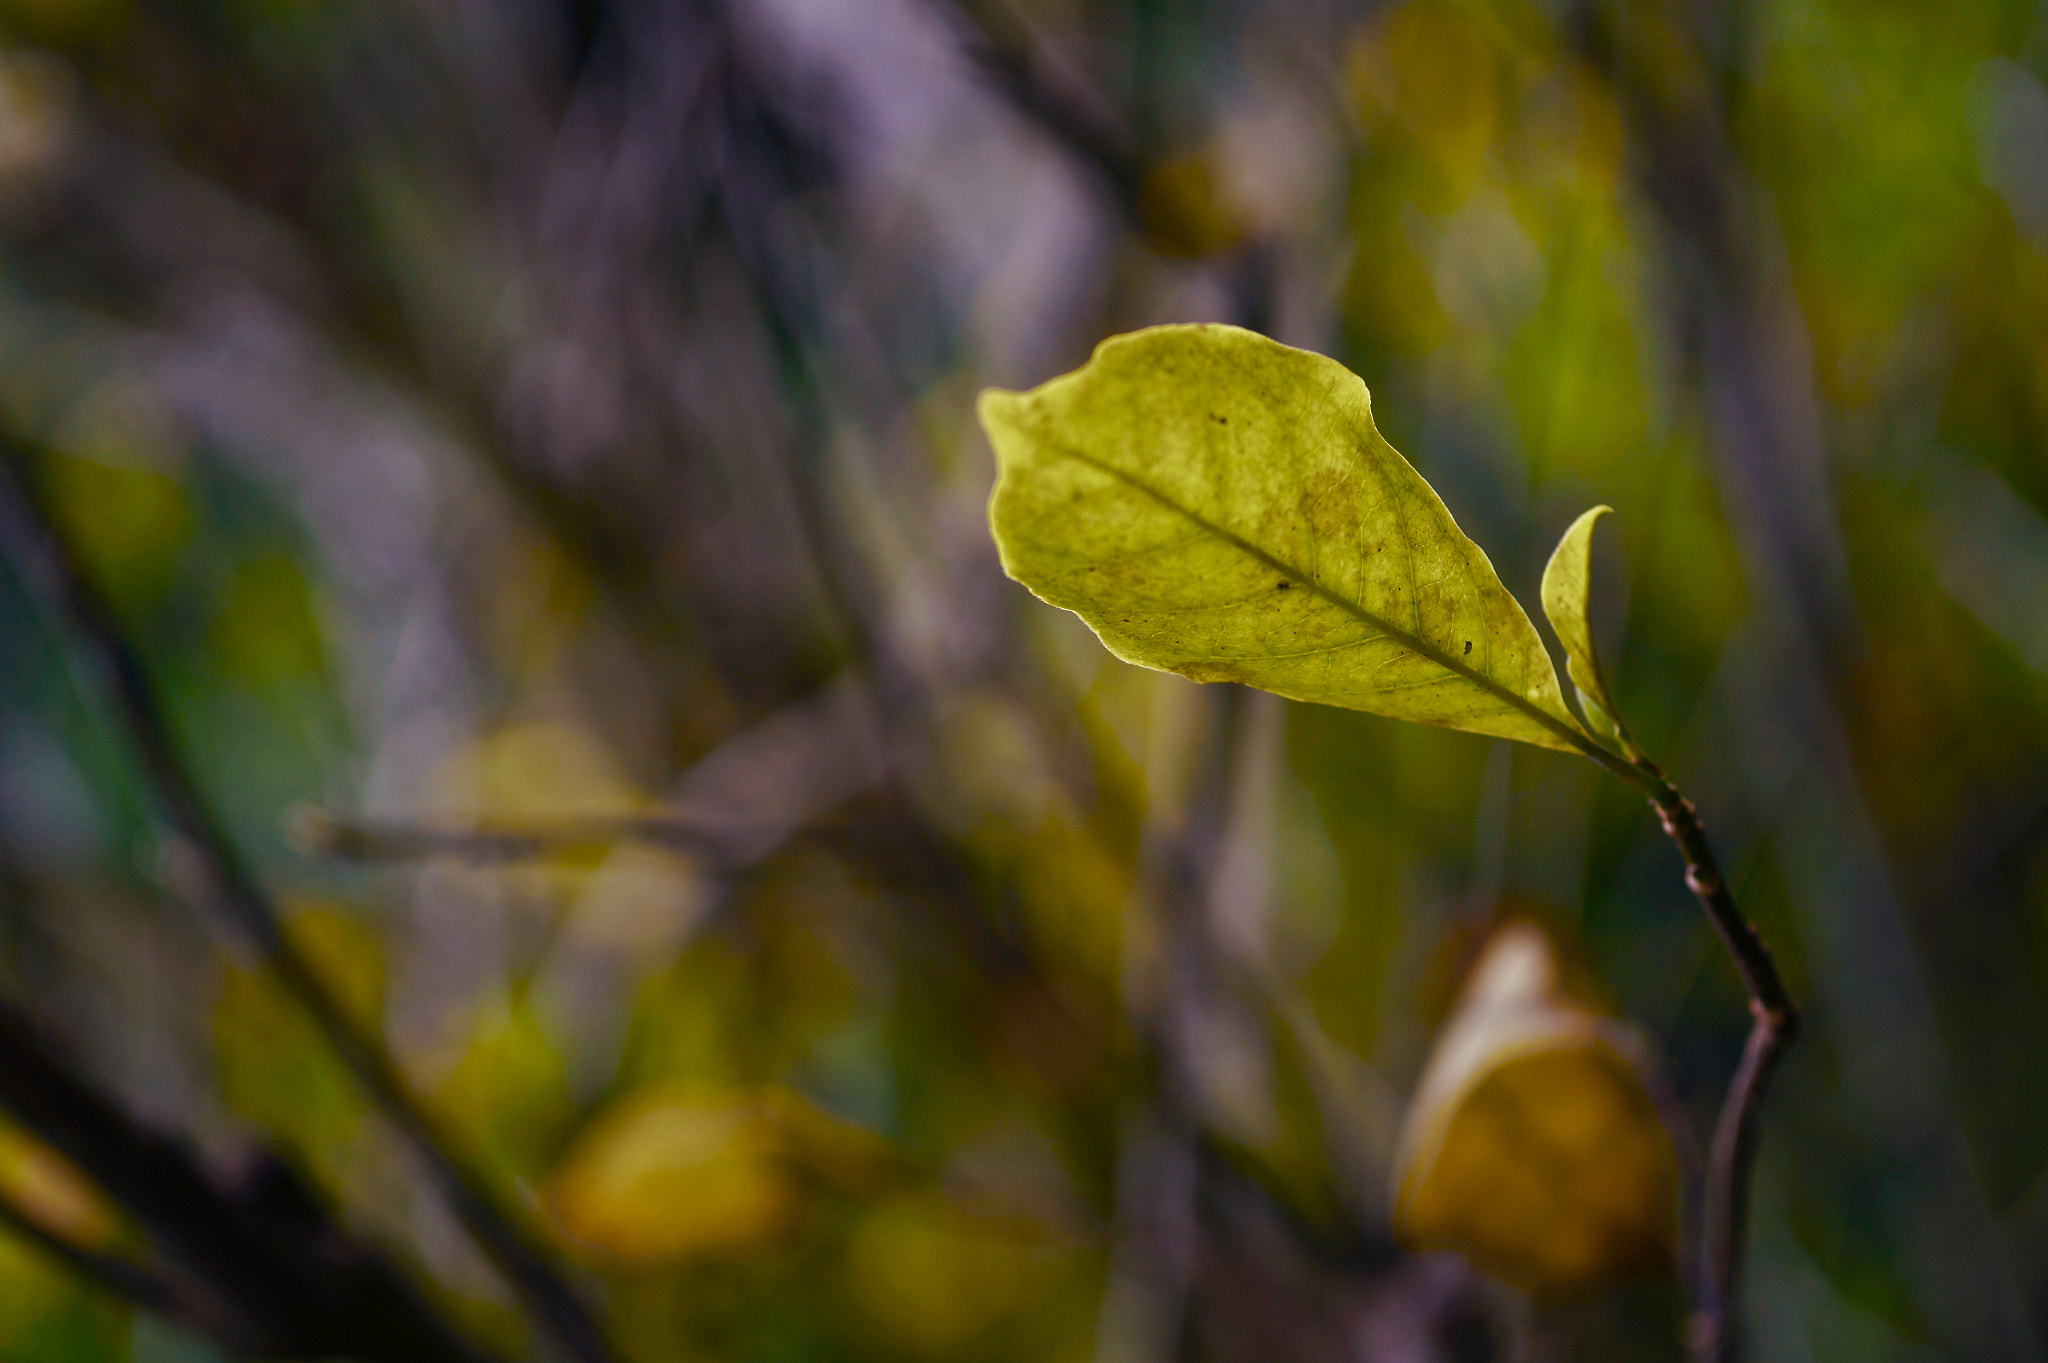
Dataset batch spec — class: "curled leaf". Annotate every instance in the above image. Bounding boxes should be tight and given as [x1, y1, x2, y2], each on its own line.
[1391, 923, 1677, 1295]
[980, 325, 1591, 752]
[1539, 506, 1638, 756]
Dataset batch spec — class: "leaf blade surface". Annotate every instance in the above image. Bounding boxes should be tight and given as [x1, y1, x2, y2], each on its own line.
[1539, 506, 1634, 753]
[980, 323, 1588, 752]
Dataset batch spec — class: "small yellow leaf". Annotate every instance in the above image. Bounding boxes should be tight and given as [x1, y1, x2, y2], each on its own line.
[215, 907, 382, 1161]
[432, 999, 569, 1184]
[548, 1086, 799, 1265]
[1539, 506, 1639, 756]
[547, 1084, 895, 1266]
[430, 722, 644, 823]
[210, 554, 328, 686]
[42, 452, 191, 607]
[1392, 923, 1676, 1295]
[841, 1191, 1068, 1354]
[0, 1122, 119, 1249]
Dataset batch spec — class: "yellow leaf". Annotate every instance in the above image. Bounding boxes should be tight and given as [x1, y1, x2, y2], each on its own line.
[210, 554, 328, 686]
[42, 452, 190, 607]
[430, 721, 644, 823]
[841, 1191, 1067, 1354]
[1539, 506, 1639, 756]
[214, 907, 382, 1160]
[548, 1084, 892, 1266]
[0, 1122, 119, 1249]
[980, 324, 1592, 753]
[1391, 923, 1676, 1294]
[432, 999, 569, 1184]
[549, 1086, 797, 1265]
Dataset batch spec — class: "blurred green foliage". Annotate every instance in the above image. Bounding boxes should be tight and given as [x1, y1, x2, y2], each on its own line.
[0, 0, 2039, 1358]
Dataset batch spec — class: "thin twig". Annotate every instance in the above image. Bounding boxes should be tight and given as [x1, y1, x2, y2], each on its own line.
[292, 806, 732, 867]
[1641, 776, 1798, 1363]
[1690, 1008, 1793, 1362]
[1649, 788, 1798, 1032]
[1576, 742, 1798, 1358]
[0, 446, 613, 1363]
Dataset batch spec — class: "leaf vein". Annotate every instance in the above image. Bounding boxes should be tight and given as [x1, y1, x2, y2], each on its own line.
[1032, 434, 1590, 753]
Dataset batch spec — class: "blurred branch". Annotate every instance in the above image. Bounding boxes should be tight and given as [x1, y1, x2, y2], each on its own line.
[293, 806, 733, 868]
[0, 444, 615, 1363]
[935, 0, 1147, 217]
[299, 663, 895, 877]
[0, 999, 500, 1363]
[0, 1187, 186, 1325]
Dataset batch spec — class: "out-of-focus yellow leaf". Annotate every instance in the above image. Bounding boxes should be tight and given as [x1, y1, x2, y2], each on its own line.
[841, 1190, 1069, 1354]
[1012, 812, 1131, 990]
[1392, 922, 1676, 1294]
[550, 1090, 794, 1265]
[42, 452, 191, 607]
[0, 1121, 119, 1249]
[433, 998, 569, 1185]
[425, 722, 650, 898]
[431, 721, 644, 822]
[0, 1233, 73, 1347]
[560, 842, 710, 952]
[211, 553, 328, 686]
[1354, 4, 1505, 185]
[215, 906, 383, 1158]
[548, 1084, 893, 1266]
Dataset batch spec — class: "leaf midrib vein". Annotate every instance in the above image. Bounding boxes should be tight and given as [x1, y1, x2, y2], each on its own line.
[1038, 438, 1592, 753]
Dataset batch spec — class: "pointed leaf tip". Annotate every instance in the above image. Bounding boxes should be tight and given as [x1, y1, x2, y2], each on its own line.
[978, 323, 1590, 753]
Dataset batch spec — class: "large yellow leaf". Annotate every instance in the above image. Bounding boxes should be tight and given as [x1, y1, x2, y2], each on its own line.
[1391, 923, 1676, 1294]
[980, 324, 1591, 752]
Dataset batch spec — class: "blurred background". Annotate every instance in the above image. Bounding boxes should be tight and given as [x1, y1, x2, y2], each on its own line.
[0, 0, 2039, 1358]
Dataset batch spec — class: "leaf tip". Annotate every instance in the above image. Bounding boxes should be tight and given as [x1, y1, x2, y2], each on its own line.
[1557, 504, 1614, 546]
